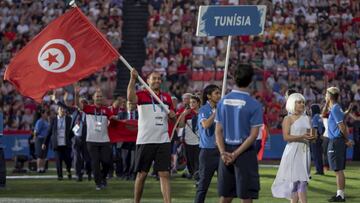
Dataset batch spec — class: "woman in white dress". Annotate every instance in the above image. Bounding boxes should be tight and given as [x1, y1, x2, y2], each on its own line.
[272, 93, 316, 203]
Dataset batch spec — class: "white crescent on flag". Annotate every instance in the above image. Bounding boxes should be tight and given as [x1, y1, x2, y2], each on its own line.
[37, 39, 76, 73]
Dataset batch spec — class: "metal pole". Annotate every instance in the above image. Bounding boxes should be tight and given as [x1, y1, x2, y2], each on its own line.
[119, 55, 170, 114]
[221, 35, 232, 97]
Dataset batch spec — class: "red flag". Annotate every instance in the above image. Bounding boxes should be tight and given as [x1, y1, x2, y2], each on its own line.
[4, 7, 119, 102]
[108, 120, 138, 143]
[352, 17, 360, 23]
[257, 124, 268, 161]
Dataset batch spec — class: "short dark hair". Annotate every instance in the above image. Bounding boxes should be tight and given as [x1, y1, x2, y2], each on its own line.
[202, 85, 220, 105]
[285, 88, 297, 99]
[234, 64, 254, 88]
[190, 95, 201, 104]
[147, 71, 162, 79]
[310, 104, 321, 116]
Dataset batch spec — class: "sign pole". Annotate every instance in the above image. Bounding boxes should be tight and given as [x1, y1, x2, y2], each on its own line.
[221, 35, 232, 97]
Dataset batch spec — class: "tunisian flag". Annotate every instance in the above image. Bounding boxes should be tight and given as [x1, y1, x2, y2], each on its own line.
[4, 7, 119, 102]
[108, 120, 138, 143]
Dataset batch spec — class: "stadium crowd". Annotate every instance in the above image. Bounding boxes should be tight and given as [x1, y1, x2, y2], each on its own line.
[1, 0, 123, 131]
[2, 0, 360, 130]
[143, 0, 360, 129]
[1, 0, 360, 195]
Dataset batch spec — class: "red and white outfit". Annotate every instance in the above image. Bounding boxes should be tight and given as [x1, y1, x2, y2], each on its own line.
[136, 90, 174, 144]
[83, 104, 114, 143]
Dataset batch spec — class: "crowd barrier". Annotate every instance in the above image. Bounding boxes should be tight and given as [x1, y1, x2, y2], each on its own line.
[1, 130, 354, 160]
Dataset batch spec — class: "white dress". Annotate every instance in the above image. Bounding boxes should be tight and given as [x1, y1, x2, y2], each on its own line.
[271, 115, 311, 199]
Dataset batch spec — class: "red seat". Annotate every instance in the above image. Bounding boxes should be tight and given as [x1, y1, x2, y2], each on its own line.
[177, 64, 188, 75]
[191, 71, 203, 81]
[203, 70, 215, 81]
[215, 70, 224, 81]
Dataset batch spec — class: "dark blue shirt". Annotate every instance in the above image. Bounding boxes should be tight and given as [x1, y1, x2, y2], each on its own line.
[34, 118, 49, 138]
[328, 103, 344, 139]
[215, 90, 263, 145]
[311, 113, 324, 136]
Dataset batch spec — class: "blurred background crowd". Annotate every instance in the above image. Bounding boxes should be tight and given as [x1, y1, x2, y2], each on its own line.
[1, 0, 360, 132]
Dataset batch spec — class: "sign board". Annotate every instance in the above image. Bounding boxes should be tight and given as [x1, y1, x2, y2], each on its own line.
[196, 5, 267, 37]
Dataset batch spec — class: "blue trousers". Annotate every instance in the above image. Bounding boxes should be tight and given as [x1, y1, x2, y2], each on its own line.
[194, 148, 219, 203]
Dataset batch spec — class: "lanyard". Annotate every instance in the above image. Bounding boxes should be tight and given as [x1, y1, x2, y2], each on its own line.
[59, 117, 65, 129]
[128, 111, 136, 120]
[94, 108, 103, 122]
[150, 94, 164, 112]
[76, 112, 84, 124]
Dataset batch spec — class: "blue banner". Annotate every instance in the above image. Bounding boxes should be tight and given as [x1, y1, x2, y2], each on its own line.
[0, 133, 355, 160]
[263, 134, 354, 160]
[3, 134, 54, 159]
[196, 5, 266, 37]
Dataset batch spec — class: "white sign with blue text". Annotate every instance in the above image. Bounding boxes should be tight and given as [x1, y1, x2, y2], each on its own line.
[196, 5, 267, 37]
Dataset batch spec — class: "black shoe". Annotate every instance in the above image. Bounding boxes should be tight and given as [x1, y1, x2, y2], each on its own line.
[67, 173, 72, 180]
[129, 174, 136, 181]
[328, 195, 345, 202]
[76, 176, 83, 182]
[151, 171, 157, 177]
[88, 175, 92, 181]
[100, 179, 107, 188]
[125, 175, 130, 181]
[58, 176, 63, 181]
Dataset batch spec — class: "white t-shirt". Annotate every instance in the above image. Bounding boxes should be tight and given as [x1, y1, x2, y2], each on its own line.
[183, 119, 199, 145]
[136, 90, 174, 144]
[57, 116, 66, 146]
[257, 124, 265, 140]
[322, 118, 329, 138]
[83, 105, 113, 143]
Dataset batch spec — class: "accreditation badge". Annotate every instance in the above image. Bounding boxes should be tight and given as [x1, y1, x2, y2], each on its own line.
[72, 124, 80, 136]
[95, 121, 102, 132]
[155, 116, 164, 126]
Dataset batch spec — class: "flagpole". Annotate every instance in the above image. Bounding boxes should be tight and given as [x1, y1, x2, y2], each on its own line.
[119, 55, 170, 114]
[221, 35, 232, 97]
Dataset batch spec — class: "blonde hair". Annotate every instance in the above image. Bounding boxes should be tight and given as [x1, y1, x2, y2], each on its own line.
[286, 93, 306, 114]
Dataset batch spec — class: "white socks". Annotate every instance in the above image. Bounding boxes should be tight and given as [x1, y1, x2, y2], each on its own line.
[337, 190, 345, 198]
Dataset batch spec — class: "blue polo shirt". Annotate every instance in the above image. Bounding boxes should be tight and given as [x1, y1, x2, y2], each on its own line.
[312, 114, 324, 136]
[328, 103, 344, 139]
[34, 118, 49, 139]
[215, 90, 263, 145]
[198, 102, 216, 149]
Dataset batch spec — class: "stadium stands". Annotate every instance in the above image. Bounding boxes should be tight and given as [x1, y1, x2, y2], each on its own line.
[1, 0, 360, 130]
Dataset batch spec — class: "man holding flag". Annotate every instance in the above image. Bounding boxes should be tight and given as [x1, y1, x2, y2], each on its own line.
[3, 5, 123, 190]
[127, 69, 176, 203]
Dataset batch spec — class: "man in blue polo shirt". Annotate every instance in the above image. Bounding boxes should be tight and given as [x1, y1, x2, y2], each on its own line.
[194, 84, 221, 203]
[215, 64, 263, 203]
[326, 87, 352, 202]
[34, 110, 50, 173]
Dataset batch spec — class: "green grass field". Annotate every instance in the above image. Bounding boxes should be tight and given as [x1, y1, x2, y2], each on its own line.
[1, 162, 360, 203]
